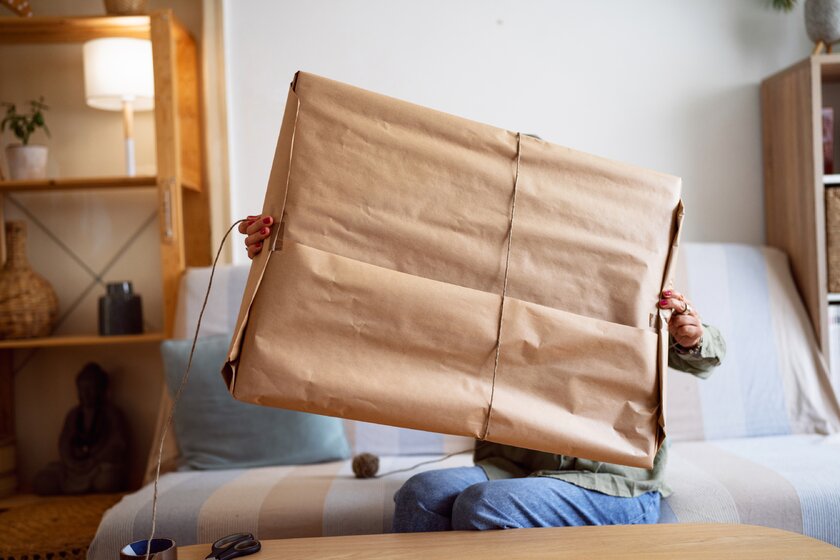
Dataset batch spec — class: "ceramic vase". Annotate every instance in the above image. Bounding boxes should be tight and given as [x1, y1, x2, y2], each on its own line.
[806, 0, 840, 45]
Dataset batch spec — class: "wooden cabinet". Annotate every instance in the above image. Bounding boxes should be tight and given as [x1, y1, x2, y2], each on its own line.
[0, 12, 210, 489]
[761, 55, 840, 359]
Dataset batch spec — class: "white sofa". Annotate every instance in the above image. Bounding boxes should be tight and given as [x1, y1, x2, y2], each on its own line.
[88, 243, 840, 559]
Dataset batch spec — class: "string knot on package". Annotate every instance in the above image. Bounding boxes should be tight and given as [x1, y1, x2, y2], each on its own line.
[223, 71, 685, 469]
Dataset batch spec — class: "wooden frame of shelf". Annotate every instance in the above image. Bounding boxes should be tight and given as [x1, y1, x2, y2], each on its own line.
[0, 175, 157, 192]
[0, 333, 165, 350]
[0, 12, 211, 334]
[0, 13, 212, 493]
[762, 54, 840, 359]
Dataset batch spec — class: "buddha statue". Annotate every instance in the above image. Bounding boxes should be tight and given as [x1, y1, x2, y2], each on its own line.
[34, 362, 129, 495]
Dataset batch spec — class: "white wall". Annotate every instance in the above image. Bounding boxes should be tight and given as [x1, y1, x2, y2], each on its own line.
[223, 0, 813, 264]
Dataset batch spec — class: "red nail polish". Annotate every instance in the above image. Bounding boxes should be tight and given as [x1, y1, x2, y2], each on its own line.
[263, 217, 272, 224]
[659, 299, 668, 306]
[261, 227, 269, 234]
[663, 290, 672, 296]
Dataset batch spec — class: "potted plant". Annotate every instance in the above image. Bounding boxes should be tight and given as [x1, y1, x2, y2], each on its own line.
[1, 97, 50, 180]
[773, 0, 840, 53]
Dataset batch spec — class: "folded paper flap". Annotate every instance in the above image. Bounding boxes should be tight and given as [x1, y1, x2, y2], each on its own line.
[223, 84, 300, 391]
[235, 241, 499, 438]
[235, 240, 662, 464]
[487, 296, 660, 467]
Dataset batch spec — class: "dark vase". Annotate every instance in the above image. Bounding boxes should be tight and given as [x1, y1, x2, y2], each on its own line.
[98, 281, 143, 335]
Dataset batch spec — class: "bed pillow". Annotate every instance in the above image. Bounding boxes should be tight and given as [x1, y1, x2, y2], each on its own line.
[161, 335, 350, 469]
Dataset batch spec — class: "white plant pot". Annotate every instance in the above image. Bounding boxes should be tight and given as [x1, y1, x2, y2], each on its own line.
[4, 144, 48, 180]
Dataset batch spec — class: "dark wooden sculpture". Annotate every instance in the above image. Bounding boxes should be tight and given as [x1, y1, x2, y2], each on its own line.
[34, 362, 129, 495]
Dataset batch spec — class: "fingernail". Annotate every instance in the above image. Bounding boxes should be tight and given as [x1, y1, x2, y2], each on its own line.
[263, 217, 272, 224]
[663, 290, 672, 296]
[261, 227, 269, 234]
[659, 299, 668, 306]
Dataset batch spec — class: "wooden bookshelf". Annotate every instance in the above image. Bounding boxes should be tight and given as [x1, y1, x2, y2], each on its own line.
[762, 54, 840, 361]
[0, 11, 211, 497]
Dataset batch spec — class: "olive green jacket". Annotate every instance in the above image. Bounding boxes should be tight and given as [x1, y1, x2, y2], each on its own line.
[473, 324, 726, 498]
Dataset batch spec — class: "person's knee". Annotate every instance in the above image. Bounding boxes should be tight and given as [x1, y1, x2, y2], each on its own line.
[452, 482, 512, 530]
[394, 470, 446, 512]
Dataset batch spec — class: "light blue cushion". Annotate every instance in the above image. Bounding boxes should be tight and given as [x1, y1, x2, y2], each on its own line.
[160, 335, 350, 469]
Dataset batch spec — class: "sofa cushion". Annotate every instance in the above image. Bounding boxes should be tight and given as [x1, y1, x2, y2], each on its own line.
[665, 244, 840, 441]
[88, 434, 840, 560]
[661, 433, 840, 546]
[161, 335, 350, 469]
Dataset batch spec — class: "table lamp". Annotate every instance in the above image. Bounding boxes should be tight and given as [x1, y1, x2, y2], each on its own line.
[83, 38, 154, 176]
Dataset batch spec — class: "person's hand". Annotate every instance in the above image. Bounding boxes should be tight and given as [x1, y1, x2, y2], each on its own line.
[658, 289, 703, 349]
[239, 214, 274, 259]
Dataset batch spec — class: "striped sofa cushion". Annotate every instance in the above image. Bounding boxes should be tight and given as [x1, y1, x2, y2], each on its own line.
[665, 244, 840, 441]
[88, 433, 840, 560]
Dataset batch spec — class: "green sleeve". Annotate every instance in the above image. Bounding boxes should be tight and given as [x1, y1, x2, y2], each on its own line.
[667, 323, 726, 379]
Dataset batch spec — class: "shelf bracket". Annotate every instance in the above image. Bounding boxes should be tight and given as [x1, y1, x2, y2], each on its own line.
[159, 177, 175, 242]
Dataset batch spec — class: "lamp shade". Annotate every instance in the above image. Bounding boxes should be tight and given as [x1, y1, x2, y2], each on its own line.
[83, 38, 155, 111]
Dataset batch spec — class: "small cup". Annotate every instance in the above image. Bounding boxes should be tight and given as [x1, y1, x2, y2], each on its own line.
[120, 538, 177, 560]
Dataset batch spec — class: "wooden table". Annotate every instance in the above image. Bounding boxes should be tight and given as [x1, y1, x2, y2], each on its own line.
[178, 523, 840, 559]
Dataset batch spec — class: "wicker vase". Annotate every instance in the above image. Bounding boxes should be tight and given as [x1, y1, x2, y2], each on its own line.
[0, 221, 58, 339]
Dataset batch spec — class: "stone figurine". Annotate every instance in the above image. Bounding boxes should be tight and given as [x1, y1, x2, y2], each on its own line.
[34, 362, 129, 495]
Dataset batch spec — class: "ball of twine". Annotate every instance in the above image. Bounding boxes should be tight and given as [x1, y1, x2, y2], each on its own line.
[352, 452, 380, 479]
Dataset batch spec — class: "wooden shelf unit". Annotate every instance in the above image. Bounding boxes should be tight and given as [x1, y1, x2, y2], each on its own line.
[762, 54, 840, 359]
[0, 12, 212, 495]
[0, 12, 210, 334]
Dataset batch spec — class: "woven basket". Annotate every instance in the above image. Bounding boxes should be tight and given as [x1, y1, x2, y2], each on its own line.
[0, 494, 123, 560]
[103, 0, 148, 15]
[0, 221, 58, 339]
[828, 189, 840, 293]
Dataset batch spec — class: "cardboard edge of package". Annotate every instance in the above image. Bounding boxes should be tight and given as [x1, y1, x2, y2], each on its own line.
[222, 71, 685, 469]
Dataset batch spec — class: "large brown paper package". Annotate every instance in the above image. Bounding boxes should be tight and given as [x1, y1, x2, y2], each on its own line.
[223, 71, 684, 469]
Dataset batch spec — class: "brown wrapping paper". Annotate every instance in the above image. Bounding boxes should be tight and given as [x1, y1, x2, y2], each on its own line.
[223, 71, 683, 469]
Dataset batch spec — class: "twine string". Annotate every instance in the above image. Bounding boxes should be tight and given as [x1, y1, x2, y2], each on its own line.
[144, 219, 245, 560]
[375, 447, 475, 478]
[480, 132, 523, 441]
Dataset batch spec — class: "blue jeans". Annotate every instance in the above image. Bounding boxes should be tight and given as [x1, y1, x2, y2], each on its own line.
[392, 466, 660, 532]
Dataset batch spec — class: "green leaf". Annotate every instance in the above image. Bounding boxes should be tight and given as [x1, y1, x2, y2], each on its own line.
[771, 0, 797, 12]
